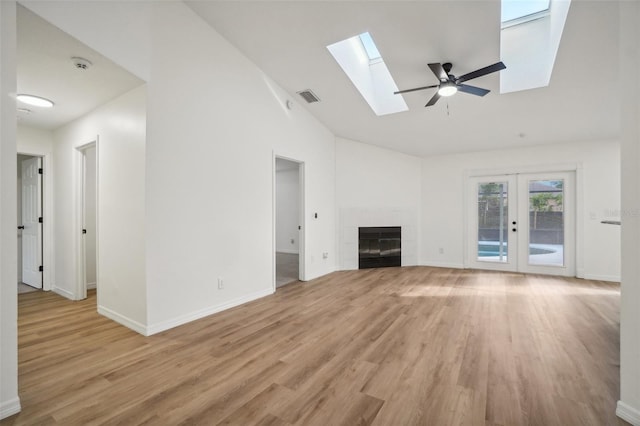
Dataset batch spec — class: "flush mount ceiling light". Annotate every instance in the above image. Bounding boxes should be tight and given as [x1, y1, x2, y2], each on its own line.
[437, 81, 458, 97]
[17, 94, 54, 108]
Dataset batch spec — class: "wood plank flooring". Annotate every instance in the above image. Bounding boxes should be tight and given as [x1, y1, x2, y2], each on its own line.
[1, 267, 626, 426]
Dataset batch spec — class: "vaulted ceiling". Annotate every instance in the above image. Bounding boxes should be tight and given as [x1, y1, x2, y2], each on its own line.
[17, 1, 619, 157]
[186, 1, 619, 157]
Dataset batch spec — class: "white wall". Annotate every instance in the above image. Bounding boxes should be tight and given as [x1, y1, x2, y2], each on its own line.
[23, 1, 337, 335]
[84, 145, 96, 287]
[336, 137, 422, 270]
[17, 124, 54, 154]
[421, 140, 621, 281]
[276, 165, 299, 254]
[618, 1, 640, 424]
[52, 85, 147, 331]
[0, 0, 20, 419]
[143, 2, 336, 332]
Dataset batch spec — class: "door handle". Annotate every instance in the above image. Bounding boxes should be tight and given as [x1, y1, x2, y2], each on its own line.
[17, 226, 24, 230]
[512, 228, 517, 232]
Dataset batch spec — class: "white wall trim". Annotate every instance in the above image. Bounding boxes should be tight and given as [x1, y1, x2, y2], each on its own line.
[146, 287, 274, 336]
[86, 282, 97, 290]
[74, 140, 98, 301]
[0, 397, 21, 420]
[52, 285, 75, 301]
[582, 274, 621, 283]
[420, 261, 465, 269]
[617, 400, 640, 426]
[466, 162, 580, 177]
[303, 268, 337, 282]
[17, 149, 54, 291]
[97, 305, 147, 335]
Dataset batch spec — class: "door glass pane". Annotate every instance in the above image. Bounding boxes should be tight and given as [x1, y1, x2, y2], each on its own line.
[477, 182, 508, 262]
[528, 179, 564, 266]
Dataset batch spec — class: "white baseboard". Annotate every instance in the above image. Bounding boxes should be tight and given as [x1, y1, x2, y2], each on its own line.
[52, 285, 75, 300]
[86, 282, 97, 290]
[276, 249, 299, 255]
[0, 397, 21, 420]
[617, 400, 640, 425]
[419, 261, 465, 269]
[582, 274, 621, 283]
[146, 287, 274, 336]
[97, 305, 147, 336]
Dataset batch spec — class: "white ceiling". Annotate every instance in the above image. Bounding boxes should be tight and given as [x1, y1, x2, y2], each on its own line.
[187, 1, 620, 157]
[16, 5, 143, 130]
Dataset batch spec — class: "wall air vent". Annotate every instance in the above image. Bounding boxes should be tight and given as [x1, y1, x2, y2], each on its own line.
[297, 89, 320, 104]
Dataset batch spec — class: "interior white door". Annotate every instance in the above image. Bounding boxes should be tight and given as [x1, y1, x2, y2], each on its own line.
[467, 171, 575, 276]
[21, 156, 43, 288]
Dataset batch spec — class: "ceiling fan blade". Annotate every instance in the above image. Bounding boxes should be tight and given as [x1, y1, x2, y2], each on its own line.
[394, 84, 439, 95]
[456, 61, 506, 83]
[457, 84, 490, 97]
[425, 92, 441, 107]
[428, 63, 448, 81]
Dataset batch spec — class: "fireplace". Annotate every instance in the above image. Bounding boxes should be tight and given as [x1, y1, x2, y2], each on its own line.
[358, 227, 401, 269]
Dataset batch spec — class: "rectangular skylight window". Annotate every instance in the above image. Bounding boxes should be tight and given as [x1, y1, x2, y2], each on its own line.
[327, 32, 408, 116]
[500, 0, 571, 93]
[359, 32, 381, 61]
[502, 0, 550, 24]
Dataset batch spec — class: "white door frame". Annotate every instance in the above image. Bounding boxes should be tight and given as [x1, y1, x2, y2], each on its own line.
[464, 163, 583, 277]
[17, 150, 53, 291]
[74, 139, 98, 300]
[272, 153, 306, 291]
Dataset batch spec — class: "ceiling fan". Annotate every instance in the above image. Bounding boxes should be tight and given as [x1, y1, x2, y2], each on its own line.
[394, 61, 506, 107]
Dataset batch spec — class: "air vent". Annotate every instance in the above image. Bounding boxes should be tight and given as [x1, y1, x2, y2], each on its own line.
[297, 89, 320, 104]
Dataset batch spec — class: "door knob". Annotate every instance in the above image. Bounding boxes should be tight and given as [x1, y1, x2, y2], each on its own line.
[512, 221, 516, 225]
[17, 226, 24, 230]
[512, 228, 517, 232]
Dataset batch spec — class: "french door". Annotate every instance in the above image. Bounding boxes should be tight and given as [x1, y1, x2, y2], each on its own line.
[467, 172, 575, 276]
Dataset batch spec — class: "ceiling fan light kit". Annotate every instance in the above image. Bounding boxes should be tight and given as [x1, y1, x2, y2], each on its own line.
[395, 61, 506, 107]
[438, 81, 457, 97]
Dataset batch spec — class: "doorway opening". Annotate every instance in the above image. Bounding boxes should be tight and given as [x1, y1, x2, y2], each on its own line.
[467, 171, 576, 276]
[274, 157, 305, 288]
[75, 142, 98, 300]
[17, 154, 43, 293]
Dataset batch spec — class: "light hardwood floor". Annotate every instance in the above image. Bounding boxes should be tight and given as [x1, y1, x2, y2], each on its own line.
[2, 267, 627, 426]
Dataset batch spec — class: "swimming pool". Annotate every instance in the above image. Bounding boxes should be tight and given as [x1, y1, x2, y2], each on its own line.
[478, 243, 556, 257]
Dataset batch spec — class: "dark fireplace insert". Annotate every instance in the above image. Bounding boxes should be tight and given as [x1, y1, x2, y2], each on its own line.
[358, 226, 401, 269]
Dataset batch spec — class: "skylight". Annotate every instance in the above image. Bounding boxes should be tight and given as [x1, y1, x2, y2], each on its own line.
[359, 32, 381, 61]
[500, 0, 571, 93]
[502, 0, 551, 26]
[327, 32, 407, 116]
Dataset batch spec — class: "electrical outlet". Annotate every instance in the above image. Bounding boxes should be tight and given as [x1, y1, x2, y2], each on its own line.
[438, 248, 444, 254]
[322, 252, 329, 259]
[218, 278, 224, 289]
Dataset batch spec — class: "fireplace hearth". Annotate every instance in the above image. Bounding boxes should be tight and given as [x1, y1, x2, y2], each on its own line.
[358, 227, 401, 269]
